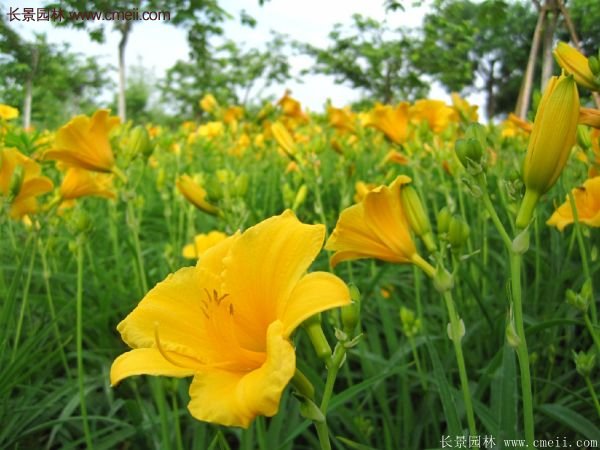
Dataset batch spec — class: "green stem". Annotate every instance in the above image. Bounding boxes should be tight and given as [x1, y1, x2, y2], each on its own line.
[585, 376, 600, 419]
[479, 182, 512, 250]
[442, 290, 477, 442]
[568, 191, 596, 323]
[320, 344, 346, 413]
[584, 314, 600, 356]
[12, 229, 38, 360]
[314, 421, 332, 450]
[38, 236, 70, 377]
[127, 201, 148, 293]
[76, 238, 94, 450]
[510, 252, 535, 449]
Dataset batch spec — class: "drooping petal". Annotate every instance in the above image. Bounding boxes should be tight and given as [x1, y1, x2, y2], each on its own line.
[223, 210, 325, 352]
[110, 348, 196, 386]
[187, 321, 295, 428]
[363, 176, 416, 260]
[280, 272, 351, 337]
[325, 202, 402, 267]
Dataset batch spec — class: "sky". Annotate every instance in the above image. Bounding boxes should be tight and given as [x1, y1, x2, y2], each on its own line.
[6, 0, 464, 112]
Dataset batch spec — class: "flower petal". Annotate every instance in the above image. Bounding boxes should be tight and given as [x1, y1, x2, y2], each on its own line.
[280, 272, 350, 337]
[110, 348, 195, 386]
[187, 321, 295, 428]
[223, 210, 325, 352]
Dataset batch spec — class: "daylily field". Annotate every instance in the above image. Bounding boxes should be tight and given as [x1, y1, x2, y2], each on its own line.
[2, 45, 600, 450]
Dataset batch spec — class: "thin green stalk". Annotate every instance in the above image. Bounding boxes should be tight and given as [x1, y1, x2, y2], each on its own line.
[584, 314, 600, 356]
[584, 376, 600, 419]
[442, 290, 477, 443]
[127, 201, 148, 293]
[509, 252, 535, 449]
[12, 229, 38, 360]
[38, 236, 70, 377]
[76, 238, 94, 450]
[314, 422, 332, 450]
[409, 336, 427, 390]
[255, 416, 268, 450]
[567, 191, 596, 323]
[150, 379, 172, 450]
[171, 390, 184, 450]
[320, 344, 346, 413]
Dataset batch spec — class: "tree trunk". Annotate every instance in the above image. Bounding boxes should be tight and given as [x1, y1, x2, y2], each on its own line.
[118, 21, 132, 123]
[541, 6, 559, 89]
[23, 47, 39, 129]
[515, 4, 546, 118]
[485, 61, 496, 119]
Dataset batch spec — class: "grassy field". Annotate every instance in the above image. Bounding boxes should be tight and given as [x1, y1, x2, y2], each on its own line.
[1, 89, 599, 450]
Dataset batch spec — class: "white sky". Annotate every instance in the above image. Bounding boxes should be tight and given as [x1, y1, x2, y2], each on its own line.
[7, 0, 467, 112]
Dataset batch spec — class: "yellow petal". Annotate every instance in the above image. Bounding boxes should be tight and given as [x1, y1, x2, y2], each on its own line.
[280, 271, 351, 337]
[110, 348, 195, 386]
[187, 321, 295, 428]
[325, 203, 402, 267]
[223, 210, 325, 352]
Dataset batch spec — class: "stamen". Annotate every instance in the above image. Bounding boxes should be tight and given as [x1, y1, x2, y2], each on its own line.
[153, 322, 189, 369]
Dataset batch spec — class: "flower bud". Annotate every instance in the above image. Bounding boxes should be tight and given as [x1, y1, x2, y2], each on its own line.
[554, 42, 600, 91]
[400, 185, 436, 252]
[9, 165, 24, 198]
[399, 306, 421, 338]
[573, 350, 596, 378]
[447, 318, 465, 343]
[448, 215, 470, 250]
[433, 265, 454, 293]
[130, 126, 152, 157]
[292, 184, 308, 210]
[302, 313, 332, 361]
[589, 55, 600, 77]
[516, 74, 579, 229]
[341, 284, 361, 336]
[437, 206, 452, 234]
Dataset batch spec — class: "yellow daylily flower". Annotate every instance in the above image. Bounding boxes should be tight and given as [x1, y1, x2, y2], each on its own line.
[547, 177, 600, 231]
[176, 174, 219, 215]
[325, 176, 419, 268]
[271, 122, 297, 158]
[383, 150, 409, 165]
[501, 113, 533, 138]
[43, 109, 120, 173]
[223, 106, 244, 125]
[353, 181, 376, 203]
[579, 107, 600, 129]
[200, 94, 219, 113]
[0, 104, 19, 120]
[182, 231, 229, 259]
[111, 210, 351, 428]
[363, 103, 410, 145]
[197, 121, 224, 139]
[410, 99, 456, 133]
[277, 91, 306, 121]
[327, 106, 356, 133]
[516, 74, 580, 228]
[59, 167, 116, 201]
[554, 42, 600, 92]
[451, 93, 478, 122]
[0, 148, 53, 219]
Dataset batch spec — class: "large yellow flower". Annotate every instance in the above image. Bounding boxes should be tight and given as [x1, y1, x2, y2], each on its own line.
[111, 210, 350, 428]
[176, 174, 219, 215]
[363, 103, 410, 145]
[554, 42, 600, 92]
[44, 109, 120, 173]
[0, 104, 19, 120]
[327, 105, 356, 133]
[0, 148, 53, 219]
[59, 167, 115, 201]
[182, 231, 228, 259]
[325, 176, 418, 267]
[410, 99, 455, 133]
[547, 177, 600, 231]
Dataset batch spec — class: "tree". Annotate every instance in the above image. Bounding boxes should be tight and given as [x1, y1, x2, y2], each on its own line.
[299, 14, 429, 104]
[161, 34, 293, 118]
[43, 0, 229, 122]
[0, 16, 109, 129]
[417, 0, 538, 118]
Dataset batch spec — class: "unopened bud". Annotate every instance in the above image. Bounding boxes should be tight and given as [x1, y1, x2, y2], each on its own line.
[292, 184, 308, 210]
[130, 126, 152, 157]
[9, 165, 24, 198]
[401, 185, 436, 252]
[447, 318, 465, 343]
[511, 227, 530, 254]
[400, 306, 421, 338]
[588, 55, 600, 77]
[455, 138, 483, 171]
[448, 215, 470, 250]
[234, 173, 249, 197]
[341, 284, 361, 336]
[577, 125, 592, 149]
[437, 207, 452, 234]
[302, 313, 332, 361]
[573, 350, 596, 378]
[433, 265, 454, 292]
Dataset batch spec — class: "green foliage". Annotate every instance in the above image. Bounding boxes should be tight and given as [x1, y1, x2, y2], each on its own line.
[162, 34, 294, 118]
[299, 14, 429, 104]
[417, 0, 537, 117]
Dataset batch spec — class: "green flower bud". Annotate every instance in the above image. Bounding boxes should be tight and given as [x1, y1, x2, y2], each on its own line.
[455, 138, 483, 171]
[234, 173, 249, 197]
[9, 165, 24, 199]
[401, 185, 436, 252]
[433, 265, 454, 293]
[448, 215, 470, 250]
[292, 184, 308, 210]
[399, 306, 421, 338]
[302, 313, 332, 361]
[511, 227, 530, 254]
[573, 350, 596, 378]
[447, 318, 465, 343]
[588, 55, 600, 77]
[341, 284, 361, 336]
[437, 206, 452, 234]
[130, 126, 152, 157]
[576, 125, 592, 150]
